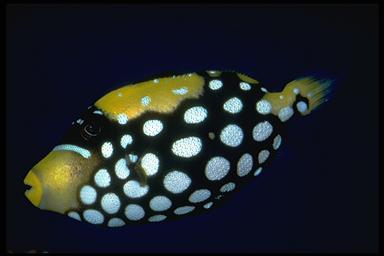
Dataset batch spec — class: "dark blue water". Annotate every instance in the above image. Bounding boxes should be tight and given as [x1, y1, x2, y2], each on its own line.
[6, 4, 379, 253]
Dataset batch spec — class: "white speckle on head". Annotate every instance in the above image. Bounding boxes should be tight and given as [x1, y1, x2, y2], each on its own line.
[94, 169, 111, 187]
[261, 87, 268, 93]
[101, 193, 121, 214]
[189, 189, 211, 203]
[125, 204, 145, 221]
[93, 110, 103, 115]
[53, 144, 91, 159]
[115, 158, 130, 179]
[256, 100, 272, 115]
[117, 92, 123, 97]
[278, 107, 294, 122]
[128, 154, 138, 163]
[223, 97, 243, 114]
[107, 218, 125, 227]
[163, 170, 191, 194]
[68, 211, 81, 221]
[83, 209, 104, 224]
[172, 87, 189, 95]
[239, 82, 251, 91]
[117, 113, 128, 125]
[293, 88, 300, 95]
[80, 185, 97, 205]
[273, 135, 282, 150]
[203, 202, 213, 209]
[252, 121, 273, 142]
[171, 137, 202, 158]
[208, 132, 215, 140]
[140, 153, 159, 176]
[148, 215, 167, 222]
[120, 134, 133, 149]
[237, 153, 253, 177]
[184, 106, 208, 124]
[149, 196, 172, 212]
[258, 150, 270, 164]
[101, 142, 113, 158]
[254, 167, 263, 176]
[153, 79, 159, 83]
[174, 206, 195, 215]
[143, 120, 163, 136]
[219, 124, 243, 147]
[279, 95, 284, 100]
[296, 101, 308, 113]
[220, 182, 236, 193]
[188, 73, 193, 77]
[209, 79, 223, 90]
[205, 156, 230, 181]
[123, 180, 149, 198]
[141, 96, 151, 106]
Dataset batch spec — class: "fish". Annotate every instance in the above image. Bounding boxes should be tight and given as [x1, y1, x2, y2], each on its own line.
[23, 70, 332, 227]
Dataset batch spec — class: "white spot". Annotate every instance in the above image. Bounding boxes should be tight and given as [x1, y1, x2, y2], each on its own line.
[207, 70, 218, 75]
[76, 119, 84, 125]
[87, 106, 92, 109]
[239, 82, 251, 91]
[273, 135, 282, 150]
[208, 132, 215, 140]
[123, 180, 149, 198]
[220, 182, 236, 192]
[125, 204, 145, 221]
[120, 134, 133, 149]
[128, 154, 138, 163]
[163, 170, 191, 194]
[141, 96, 151, 106]
[68, 211, 81, 221]
[101, 193, 121, 214]
[256, 100, 272, 115]
[223, 97, 243, 114]
[261, 87, 268, 93]
[209, 79, 223, 90]
[53, 144, 91, 159]
[94, 169, 111, 187]
[117, 92, 123, 97]
[107, 218, 125, 227]
[140, 153, 159, 176]
[93, 110, 103, 115]
[117, 113, 128, 125]
[149, 196, 172, 212]
[220, 124, 243, 147]
[252, 121, 273, 142]
[205, 156, 230, 181]
[115, 158, 130, 179]
[101, 142, 113, 158]
[203, 202, 213, 209]
[184, 106, 208, 124]
[297, 101, 308, 113]
[188, 73, 193, 77]
[83, 209, 104, 224]
[279, 95, 284, 99]
[171, 137, 202, 158]
[172, 87, 189, 95]
[174, 206, 195, 215]
[237, 153, 253, 177]
[216, 195, 223, 200]
[143, 120, 163, 136]
[258, 150, 270, 164]
[254, 167, 263, 176]
[189, 189, 211, 203]
[80, 185, 97, 205]
[278, 107, 294, 122]
[153, 79, 159, 83]
[293, 88, 300, 95]
[148, 215, 167, 222]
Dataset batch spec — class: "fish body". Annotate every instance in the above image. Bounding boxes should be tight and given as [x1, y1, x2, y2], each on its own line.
[24, 70, 331, 227]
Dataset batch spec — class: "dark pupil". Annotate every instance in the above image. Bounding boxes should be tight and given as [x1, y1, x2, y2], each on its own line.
[84, 123, 100, 136]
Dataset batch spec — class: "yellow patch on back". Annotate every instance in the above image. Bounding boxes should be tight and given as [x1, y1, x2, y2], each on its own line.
[237, 73, 259, 84]
[95, 73, 205, 122]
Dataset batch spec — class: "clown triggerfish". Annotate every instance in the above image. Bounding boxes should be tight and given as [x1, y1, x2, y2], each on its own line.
[24, 71, 331, 227]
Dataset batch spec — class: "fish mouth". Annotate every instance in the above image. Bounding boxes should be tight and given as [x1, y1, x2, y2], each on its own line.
[24, 170, 43, 207]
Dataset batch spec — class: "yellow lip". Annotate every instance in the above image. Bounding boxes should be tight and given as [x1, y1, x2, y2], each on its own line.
[24, 170, 43, 207]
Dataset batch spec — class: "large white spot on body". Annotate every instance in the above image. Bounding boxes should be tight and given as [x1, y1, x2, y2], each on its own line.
[83, 209, 104, 224]
[209, 79, 223, 90]
[148, 215, 167, 222]
[258, 150, 270, 164]
[120, 134, 133, 149]
[107, 218, 125, 227]
[189, 189, 211, 203]
[80, 185, 97, 205]
[123, 180, 149, 198]
[171, 137, 202, 158]
[278, 107, 294, 122]
[94, 169, 111, 187]
[220, 124, 243, 147]
[117, 113, 128, 125]
[296, 101, 308, 113]
[223, 97, 243, 114]
[53, 144, 91, 159]
[141, 153, 159, 176]
[141, 96, 151, 106]
[101, 142, 113, 158]
[237, 153, 253, 177]
[68, 211, 81, 221]
[174, 206, 195, 215]
[163, 170, 191, 194]
[101, 193, 121, 214]
[205, 156, 230, 181]
[220, 182, 236, 192]
[125, 204, 145, 221]
[149, 196, 172, 212]
[273, 135, 282, 150]
[143, 120, 163, 136]
[172, 87, 189, 95]
[184, 106, 208, 124]
[252, 121, 273, 142]
[239, 82, 251, 91]
[115, 158, 130, 179]
[256, 100, 272, 115]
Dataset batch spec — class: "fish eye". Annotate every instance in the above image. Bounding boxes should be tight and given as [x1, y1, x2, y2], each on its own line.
[81, 122, 102, 140]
